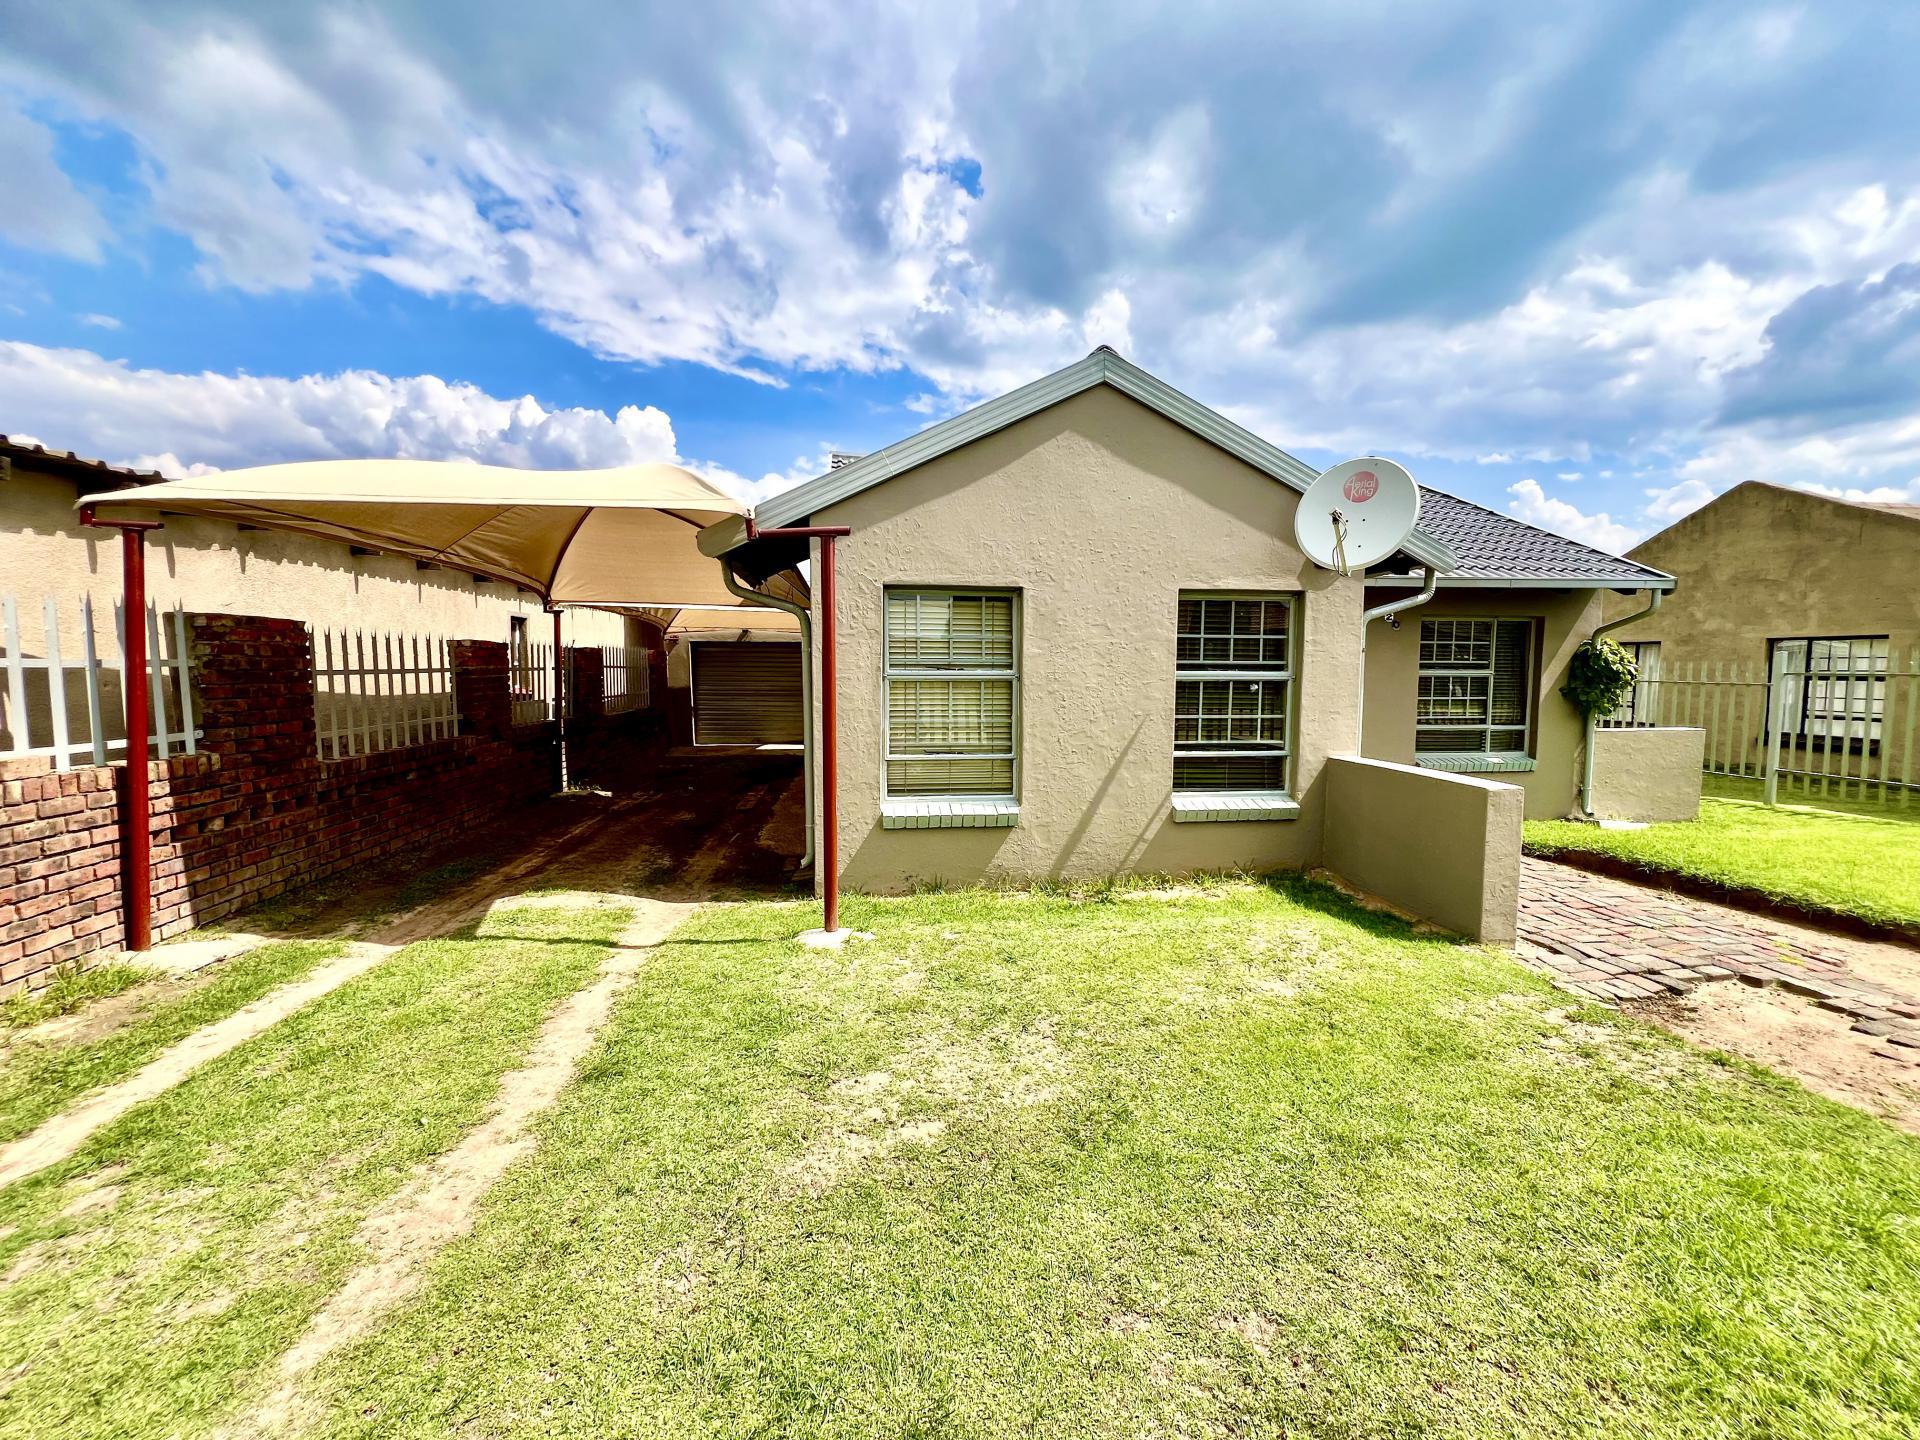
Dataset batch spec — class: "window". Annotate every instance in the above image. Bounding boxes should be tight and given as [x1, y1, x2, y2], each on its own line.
[1771, 636, 1889, 748]
[1416, 618, 1534, 758]
[1607, 641, 1662, 726]
[1173, 594, 1293, 792]
[884, 590, 1018, 797]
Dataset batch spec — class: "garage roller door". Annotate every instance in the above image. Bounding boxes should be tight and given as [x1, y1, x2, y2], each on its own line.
[691, 642, 803, 745]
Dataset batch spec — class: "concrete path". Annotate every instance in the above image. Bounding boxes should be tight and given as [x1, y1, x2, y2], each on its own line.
[1517, 856, 1920, 1066]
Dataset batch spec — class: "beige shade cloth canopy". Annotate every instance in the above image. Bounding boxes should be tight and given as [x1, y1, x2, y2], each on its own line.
[77, 457, 788, 610]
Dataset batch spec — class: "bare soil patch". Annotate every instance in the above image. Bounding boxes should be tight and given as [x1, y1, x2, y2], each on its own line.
[782, 1020, 1065, 1197]
[1633, 983, 1920, 1135]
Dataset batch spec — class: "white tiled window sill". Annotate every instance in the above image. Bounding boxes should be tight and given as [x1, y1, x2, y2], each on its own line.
[881, 798, 1021, 830]
[1170, 791, 1301, 823]
[1415, 752, 1537, 774]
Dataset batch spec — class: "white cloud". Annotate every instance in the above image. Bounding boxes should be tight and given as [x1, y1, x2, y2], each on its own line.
[0, 340, 692, 478]
[1081, 289, 1134, 356]
[0, 102, 107, 260]
[77, 312, 121, 330]
[1556, 471, 1582, 481]
[1642, 477, 1716, 524]
[1505, 478, 1639, 552]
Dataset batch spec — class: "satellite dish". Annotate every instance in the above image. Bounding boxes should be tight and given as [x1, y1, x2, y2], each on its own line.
[1294, 457, 1421, 575]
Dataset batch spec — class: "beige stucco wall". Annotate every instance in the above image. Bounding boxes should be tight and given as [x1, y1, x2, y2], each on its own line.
[809, 385, 1367, 891]
[1588, 727, 1705, 822]
[1, 463, 630, 653]
[1321, 757, 1522, 943]
[1605, 482, 1920, 669]
[1360, 586, 1603, 819]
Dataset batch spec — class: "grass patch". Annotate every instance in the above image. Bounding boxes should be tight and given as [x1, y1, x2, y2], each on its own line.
[0, 962, 147, 1031]
[0, 941, 346, 1146]
[287, 880, 1920, 1439]
[1526, 778, 1920, 930]
[0, 900, 631, 1439]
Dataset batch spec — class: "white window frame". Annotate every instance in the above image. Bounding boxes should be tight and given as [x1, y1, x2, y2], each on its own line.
[1415, 616, 1536, 764]
[882, 588, 1021, 801]
[1172, 592, 1295, 796]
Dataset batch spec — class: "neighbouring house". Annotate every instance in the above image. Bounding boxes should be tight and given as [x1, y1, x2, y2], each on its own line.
[1601, 480, 1920, 784]
[707, 348, 1681, 926]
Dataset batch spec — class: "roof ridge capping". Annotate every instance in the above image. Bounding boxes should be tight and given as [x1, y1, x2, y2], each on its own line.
[745, 348, 1460, 572]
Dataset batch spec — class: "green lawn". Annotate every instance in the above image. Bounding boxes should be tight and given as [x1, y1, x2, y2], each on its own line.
[0, 963, 149, 1031]
[0, 905, 625, 1436]
[1526, 777, 1920, 931]
[5, 881, 1918, 1438]
[0, 940, 345, 1145]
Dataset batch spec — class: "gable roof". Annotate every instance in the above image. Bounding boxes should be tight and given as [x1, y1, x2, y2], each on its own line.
[749, 348, 1462, 572]
[1373, 488, 1675, 591]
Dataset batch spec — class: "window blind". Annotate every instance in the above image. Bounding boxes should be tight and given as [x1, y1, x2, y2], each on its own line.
[885, 590, 1018, 798]
[1416, 617, 1533, 756]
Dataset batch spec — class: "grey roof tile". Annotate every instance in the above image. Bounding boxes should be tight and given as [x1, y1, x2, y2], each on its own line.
[1377, 487, 1674, 588]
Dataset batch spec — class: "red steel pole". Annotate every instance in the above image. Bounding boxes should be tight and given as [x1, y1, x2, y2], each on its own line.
[80, 507, 162, 952]
[550, 607, 568, 791]
[745, 520, 851, 933]
[817, 535, 840, 933]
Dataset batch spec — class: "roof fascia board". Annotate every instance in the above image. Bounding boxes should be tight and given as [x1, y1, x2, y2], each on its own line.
[753, 352, 1110, 529]
[1365, 573, 1677, 591]
[750, 350, 1459, 571]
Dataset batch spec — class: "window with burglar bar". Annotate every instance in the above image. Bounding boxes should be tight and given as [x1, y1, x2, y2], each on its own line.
[1416, 617, 1534, 757]
[1772, 635, 1889, 747]
[1173, 594, 1292, 792]
[884, 589, 1018, 797]
[1607, 640, 1661, 725]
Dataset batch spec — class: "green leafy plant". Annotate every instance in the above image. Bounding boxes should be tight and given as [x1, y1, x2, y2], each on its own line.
[1561, 637, 1638, 717]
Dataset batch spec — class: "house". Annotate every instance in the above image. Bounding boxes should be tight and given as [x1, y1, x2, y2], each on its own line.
[1602, 481, 1919, 779]
[706, 348, 1679, 904]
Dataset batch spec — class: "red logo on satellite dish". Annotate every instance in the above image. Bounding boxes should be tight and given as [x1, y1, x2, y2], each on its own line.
[1342, 469, 1380, 504]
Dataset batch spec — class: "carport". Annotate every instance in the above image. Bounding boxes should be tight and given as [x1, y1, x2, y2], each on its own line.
[78, 458, 829, 947]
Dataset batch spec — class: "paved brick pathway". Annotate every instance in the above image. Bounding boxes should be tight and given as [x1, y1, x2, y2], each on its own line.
[1517, 857, 1920, 1067]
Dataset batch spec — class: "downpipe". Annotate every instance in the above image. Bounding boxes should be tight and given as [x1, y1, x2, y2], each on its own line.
[717, 558, 816, 868]
[1358, 565, 1438, 734]
[1579, 589, 1664, 817]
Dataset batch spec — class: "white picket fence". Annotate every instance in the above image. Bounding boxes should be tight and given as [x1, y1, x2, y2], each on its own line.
[600, 645, 650, 715]
[509, 641, 577, 726]
[0, 593, 199, 771]
[1601, 645, 1919, 806]
[313, 628, 459, 761]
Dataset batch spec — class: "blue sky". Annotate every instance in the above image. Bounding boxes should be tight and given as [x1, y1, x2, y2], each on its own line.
[3, 1, 1918, 551]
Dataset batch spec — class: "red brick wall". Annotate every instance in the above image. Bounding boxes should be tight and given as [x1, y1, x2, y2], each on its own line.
[0, 613, 659, 995]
